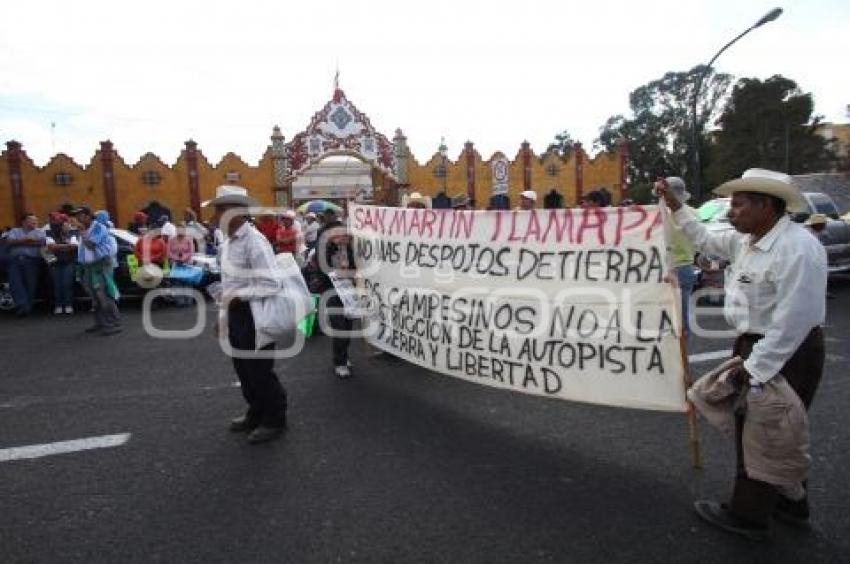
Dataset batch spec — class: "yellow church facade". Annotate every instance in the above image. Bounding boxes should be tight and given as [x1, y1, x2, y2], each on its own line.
[1, 89, 627, 228]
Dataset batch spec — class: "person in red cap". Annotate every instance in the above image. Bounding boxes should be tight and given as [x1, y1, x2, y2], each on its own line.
[129, 211, 148, 235]
[274, 211, 301, 255]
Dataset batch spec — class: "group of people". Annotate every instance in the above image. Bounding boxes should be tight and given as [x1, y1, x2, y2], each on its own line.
[1, 207, 123, 335]
[209, 170, 830, 545]
[2, 170, 832, 542]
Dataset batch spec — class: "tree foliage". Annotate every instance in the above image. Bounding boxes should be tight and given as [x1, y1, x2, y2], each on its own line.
[705, 75, 834, 185]
[545, 130, 575, 159]
[595, 65, 733, 192]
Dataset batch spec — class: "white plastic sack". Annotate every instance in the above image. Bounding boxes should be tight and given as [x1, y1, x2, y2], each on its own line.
[250, 253, 314, 349]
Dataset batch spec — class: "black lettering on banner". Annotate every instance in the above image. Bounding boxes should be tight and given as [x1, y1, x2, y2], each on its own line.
[576, 309, 599, 338]
[603, 309, 622, 343]
[625, 249, 646, 283]
[492, 357, 505, 382]
[584, 250, 603, 282]
[541, 367, 562, 394]
[521, 365, 539, 389]
[606, 249, 623, 282]
[604, 345, 626, 374]
[578, 342, 598, 370]
[648, 345, 664, 373]
[356, 238, 373, 260]
[428, 342, 439, 367]
[516, 248, 537, 281]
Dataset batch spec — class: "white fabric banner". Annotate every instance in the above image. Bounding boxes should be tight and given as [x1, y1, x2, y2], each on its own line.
[350, 205, 687, 412]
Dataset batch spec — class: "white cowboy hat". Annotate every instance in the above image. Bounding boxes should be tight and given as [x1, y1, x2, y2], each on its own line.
[664, 177, 691, 203]
[403, 192, 432, 208]
[202, 185, 258, 208]
[520, 190, 537, 201]
[713, 169, 807, 213]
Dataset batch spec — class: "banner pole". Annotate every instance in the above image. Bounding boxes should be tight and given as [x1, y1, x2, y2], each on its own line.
[657, 196, 703, 469]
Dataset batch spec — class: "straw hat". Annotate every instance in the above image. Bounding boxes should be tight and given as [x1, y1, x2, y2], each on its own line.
[403, 192, 432, 209]
[202, 185, 257, 208]
[805, 213, 828, 226]
[713, 169, 807, 213]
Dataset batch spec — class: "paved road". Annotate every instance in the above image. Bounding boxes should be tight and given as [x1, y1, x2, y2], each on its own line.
[1, 280, 849, 563]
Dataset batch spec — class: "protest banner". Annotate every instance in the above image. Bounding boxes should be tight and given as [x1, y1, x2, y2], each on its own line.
[350, 205, 688, 412]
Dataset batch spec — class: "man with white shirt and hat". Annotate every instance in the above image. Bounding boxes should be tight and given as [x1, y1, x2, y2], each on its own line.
[657, 169, 827, 540]
[518, 190, 537, 211]
[204, 185, 288, 444]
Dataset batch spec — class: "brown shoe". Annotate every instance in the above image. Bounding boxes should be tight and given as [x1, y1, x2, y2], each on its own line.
[694, 500, 770, 541]
[247, 425, 284, 444]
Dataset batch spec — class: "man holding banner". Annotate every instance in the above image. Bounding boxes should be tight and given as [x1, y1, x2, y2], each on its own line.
[658, 169, 827, 540]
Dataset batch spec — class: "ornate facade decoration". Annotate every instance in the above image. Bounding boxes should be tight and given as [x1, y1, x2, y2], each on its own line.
[285, 88, 398, 182]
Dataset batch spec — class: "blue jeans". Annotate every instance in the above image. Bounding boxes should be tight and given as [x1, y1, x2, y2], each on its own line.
[676, 265, 698, 336]
[50, 262, 76, 307]
[8, 255, 40, 313]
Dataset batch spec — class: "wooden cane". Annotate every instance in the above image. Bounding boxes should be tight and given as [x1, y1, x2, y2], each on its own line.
[657, 186, 703, 469]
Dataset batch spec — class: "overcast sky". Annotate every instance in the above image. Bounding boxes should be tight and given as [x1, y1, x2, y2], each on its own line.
[1, 0, 847, 167]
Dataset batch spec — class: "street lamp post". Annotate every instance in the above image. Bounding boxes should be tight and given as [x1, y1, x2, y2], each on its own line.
[690, 7, 782, 201]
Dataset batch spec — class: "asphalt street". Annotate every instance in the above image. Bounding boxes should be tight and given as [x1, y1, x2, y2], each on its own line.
[1, 281, 849, 563]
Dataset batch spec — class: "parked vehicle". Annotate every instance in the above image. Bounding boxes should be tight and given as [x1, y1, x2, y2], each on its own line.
[0, 228, 219, 312]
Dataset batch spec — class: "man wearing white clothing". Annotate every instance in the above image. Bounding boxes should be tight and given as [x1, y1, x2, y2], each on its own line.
[205, 185, 288, 445]
[657, 169, 827, 540]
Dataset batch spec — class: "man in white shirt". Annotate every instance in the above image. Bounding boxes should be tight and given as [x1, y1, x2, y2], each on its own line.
[204, 185, 288, 445]
[658, 169, 827, 540]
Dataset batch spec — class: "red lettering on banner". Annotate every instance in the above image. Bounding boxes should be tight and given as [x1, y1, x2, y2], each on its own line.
[613, 205, 648, 246]
[508, 211, 523, 242]
[451, 211, 475, 240]
[577, 208, 606, 245]
[388, 209, 406, 236]
[421, 210, 438, 238]
[541, 209, 576, 244]
[490, 210, 503, 242]
[524, 210, 542, 243]
[645, 209, 663, 240]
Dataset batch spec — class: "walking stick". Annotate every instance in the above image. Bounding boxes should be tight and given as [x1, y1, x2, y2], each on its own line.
[657, 189, 703, 469]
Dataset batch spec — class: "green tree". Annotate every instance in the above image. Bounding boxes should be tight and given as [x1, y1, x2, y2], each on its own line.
[545, 130, 575, 158]
[706, 75, 835, 185]
[595, 65, 733, 194]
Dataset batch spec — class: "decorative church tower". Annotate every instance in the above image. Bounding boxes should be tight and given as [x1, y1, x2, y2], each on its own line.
[270, 125, 288, 206]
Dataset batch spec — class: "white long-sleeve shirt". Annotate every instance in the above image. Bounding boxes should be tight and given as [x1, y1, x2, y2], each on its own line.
[673, 208, 827, 383]
[219, 221, 282, 302]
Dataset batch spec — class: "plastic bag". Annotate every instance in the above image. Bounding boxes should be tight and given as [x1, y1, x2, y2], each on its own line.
[250, 253, 315, 349]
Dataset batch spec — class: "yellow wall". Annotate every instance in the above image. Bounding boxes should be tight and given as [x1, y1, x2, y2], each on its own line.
[113, 152, 183, 227]
[406, 145, 620, 207]
[583, 151, 622, 204]
[3, 140, 622, 222]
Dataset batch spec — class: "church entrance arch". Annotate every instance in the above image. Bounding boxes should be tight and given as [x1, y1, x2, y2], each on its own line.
[281, 88, 399, 207]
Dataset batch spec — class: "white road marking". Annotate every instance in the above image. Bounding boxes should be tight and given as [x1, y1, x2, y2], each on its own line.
[687, 350, 732, 364]
[0, 433, 131, 462]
